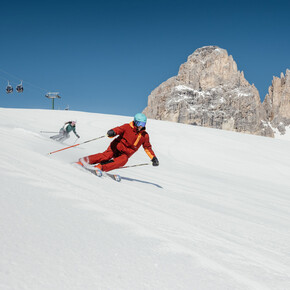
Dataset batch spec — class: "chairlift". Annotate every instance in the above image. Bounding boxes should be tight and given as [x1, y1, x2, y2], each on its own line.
[16, 81, 23, 93]
[6, 81, 13, 94]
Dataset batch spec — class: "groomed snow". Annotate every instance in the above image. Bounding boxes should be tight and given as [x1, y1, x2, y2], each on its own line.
[0, 108, 290, 290]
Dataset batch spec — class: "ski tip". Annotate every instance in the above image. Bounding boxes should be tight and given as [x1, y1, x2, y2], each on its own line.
[114, 175, 121, 182]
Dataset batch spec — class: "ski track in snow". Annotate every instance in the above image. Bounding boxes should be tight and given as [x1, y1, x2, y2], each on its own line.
[0, 108, 290, 290]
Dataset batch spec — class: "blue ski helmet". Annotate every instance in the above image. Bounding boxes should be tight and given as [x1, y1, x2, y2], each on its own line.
[134, 113, 147, 128]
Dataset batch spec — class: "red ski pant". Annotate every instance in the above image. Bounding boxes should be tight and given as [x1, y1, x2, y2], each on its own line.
[85, 142, 129, 172]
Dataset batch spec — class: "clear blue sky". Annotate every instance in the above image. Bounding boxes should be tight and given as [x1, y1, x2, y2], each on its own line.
[1, 0, 289, 116]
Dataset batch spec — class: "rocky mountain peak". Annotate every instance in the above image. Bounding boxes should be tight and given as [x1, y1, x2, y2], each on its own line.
[176, 46, 250, 91]
[263, 69, 290, 134]
[143, 46, 273, 137]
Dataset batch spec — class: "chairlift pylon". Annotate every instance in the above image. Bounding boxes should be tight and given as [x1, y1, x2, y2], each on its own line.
[6, 81, 13, 94]
[45, 92, 61, 110]
[45, 92, 61, 99]
[16, 80, 23, 93]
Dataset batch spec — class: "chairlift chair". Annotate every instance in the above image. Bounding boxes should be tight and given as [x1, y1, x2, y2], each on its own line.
[6, 81, 13, 94]
[16, 81, 23, 93]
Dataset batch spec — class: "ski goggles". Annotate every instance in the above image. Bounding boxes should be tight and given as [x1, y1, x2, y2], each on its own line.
[135, 121, 146, 127]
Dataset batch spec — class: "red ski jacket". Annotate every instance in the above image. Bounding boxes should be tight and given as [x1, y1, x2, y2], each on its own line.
[111, 121, 156, 159]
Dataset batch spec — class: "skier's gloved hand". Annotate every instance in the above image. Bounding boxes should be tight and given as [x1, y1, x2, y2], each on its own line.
[107, 129, 116, 138]
[151, 156, 159, 166]
[76, 134, 80, 138]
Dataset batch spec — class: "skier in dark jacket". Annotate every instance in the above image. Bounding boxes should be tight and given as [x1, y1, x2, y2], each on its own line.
[78, 113, 159, 172]
[50, 121, 80, 142]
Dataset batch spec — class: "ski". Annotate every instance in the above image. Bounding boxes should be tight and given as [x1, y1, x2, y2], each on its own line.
[75, 161, 121, 182]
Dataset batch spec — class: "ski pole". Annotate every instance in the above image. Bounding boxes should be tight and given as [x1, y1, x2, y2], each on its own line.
[47, 135, 105, 155]
[118, 163, 150, 169]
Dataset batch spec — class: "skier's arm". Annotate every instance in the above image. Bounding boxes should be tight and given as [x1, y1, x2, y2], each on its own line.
[72, 127, 80, 138]
[107, 124, 127, 137]
[143, 134, 159, 166]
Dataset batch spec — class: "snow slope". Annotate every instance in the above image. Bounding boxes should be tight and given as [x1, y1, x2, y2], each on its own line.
[274, 124, 290, 141]
[0, 108, 290, 290]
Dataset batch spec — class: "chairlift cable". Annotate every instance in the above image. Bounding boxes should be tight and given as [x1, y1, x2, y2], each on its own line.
[0, 67, 49, 92]
[0, 68, 21, 82]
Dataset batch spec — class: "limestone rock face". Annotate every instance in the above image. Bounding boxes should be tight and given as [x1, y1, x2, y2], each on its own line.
[143, 46, 274, 137]
[263, 70, 290, 135]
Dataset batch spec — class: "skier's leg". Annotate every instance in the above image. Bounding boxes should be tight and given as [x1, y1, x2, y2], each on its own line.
[81, 145, 114, 165]
[51, 129, 65, 141]
[58, 132, 69, 142]
[58, 136, 66, 142]
[101, 154, 128, 172]
[50, 134, 61, 140]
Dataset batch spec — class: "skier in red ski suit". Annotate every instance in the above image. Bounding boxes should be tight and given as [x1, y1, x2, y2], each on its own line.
[79, 113, 159, 172]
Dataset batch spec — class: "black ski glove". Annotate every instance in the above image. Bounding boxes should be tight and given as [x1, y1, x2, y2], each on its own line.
[107, 129, 116, 137]
[151, 156, 159, 166]
[76, 134, 80, 138]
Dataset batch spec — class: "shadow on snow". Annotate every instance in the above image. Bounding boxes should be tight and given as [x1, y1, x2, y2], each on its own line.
[121, 176, 163, 188]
